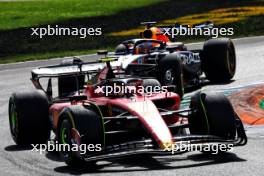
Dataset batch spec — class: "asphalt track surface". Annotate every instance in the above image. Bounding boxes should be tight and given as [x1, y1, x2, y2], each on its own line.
[1, 36, 264, 176]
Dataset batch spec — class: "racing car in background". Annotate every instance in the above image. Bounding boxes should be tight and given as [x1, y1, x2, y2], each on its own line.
[112, 21, 236, 97]
[113, 38, 235, 97]
[8, 59, 246, 166]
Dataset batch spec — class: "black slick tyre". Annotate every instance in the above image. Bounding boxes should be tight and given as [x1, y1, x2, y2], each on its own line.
[57, 105, 104, 166]
[202, 38, 236, 82]
[158, 54, 184, 98]
[8, 90, 50, 145]
[189, 92, 236, 138]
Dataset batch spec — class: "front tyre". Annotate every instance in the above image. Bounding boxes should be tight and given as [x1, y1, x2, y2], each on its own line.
[189, 92, 238, 154]
[57, 105, 104, 166]
[189, 92, 237, 138]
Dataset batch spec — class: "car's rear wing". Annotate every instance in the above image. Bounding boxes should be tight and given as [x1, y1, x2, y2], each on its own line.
[140, 21, 214, 40]
[31, 61, 104, 79]
[31, 57, 119, 97]
[31, 56, 119, 79]
[141, 20, 214, 30]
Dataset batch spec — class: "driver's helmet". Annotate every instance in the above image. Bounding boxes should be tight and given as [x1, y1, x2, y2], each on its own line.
[134, 42, 153, 54]
[115, 44, 128, 55]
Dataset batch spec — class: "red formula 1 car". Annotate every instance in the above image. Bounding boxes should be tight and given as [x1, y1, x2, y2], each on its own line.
[8, 59, 247, 166]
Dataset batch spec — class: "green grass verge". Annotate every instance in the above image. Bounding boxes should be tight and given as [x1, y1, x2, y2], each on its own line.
[0, 0, 264, 64]
[0, 0, 161, 30]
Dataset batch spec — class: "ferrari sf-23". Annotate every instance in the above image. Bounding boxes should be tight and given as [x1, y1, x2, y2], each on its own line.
[8, 58, 246, 166]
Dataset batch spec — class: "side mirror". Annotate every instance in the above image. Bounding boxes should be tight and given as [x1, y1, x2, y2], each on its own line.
[46, 78, 53, 97]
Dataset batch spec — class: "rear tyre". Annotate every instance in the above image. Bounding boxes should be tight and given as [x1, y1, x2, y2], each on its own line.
[57, 105, 104, 167]
[202, 38, 236, 82]
[8, 90, 50, 145]
[158, 54, 184, 98]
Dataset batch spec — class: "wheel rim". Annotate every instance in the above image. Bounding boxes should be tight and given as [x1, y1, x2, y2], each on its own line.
[60, 119, 73, 145]
[59, 121, 73, 159]
[60, 127, 68, 144]
[10, 103, 18, 138]
[164, 69, 175, 85]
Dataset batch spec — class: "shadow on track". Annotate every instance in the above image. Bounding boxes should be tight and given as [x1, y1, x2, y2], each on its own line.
[53, 152, 246, 174]
[4, 145, 31, 152]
